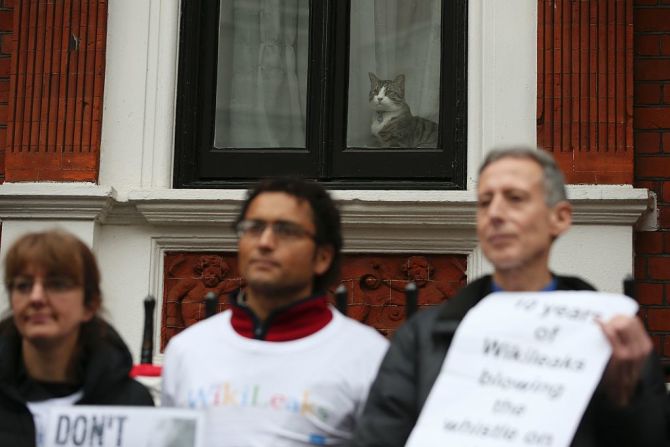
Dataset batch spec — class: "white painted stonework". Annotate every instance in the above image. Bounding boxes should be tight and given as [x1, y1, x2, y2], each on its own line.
[0, 0, 652, 364]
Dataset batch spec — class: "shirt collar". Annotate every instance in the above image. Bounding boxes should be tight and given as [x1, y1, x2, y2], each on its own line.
[491, 277, 558, 293]
[230, 291, 333, 341]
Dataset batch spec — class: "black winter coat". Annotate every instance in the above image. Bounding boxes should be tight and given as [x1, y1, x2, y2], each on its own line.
[0, 317, 154, 447]
[351, 275, 668, 447]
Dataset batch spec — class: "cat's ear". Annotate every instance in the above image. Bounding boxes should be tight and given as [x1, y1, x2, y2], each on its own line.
[369, 72, 379, 86]
[393, 74, 405, 97]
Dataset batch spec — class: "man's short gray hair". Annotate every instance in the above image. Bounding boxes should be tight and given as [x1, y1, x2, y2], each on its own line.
[478, 146, 568, 207]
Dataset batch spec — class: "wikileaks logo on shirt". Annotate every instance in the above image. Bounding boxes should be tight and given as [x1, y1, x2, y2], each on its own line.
[186, 382, 331, 422]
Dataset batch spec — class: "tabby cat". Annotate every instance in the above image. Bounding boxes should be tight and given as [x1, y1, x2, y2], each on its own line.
[368, 72, 438, 148]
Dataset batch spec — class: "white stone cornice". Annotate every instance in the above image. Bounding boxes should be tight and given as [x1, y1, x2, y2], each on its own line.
[0, 183, 116, 221]
[0, 185, 651, 233]
[567, 185, 651, 225]
[128, 189, 247, 225]
[342, 226, 479, 254]
[125, 185, 649, 227]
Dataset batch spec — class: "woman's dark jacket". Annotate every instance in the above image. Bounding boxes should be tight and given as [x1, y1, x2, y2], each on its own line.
[351, 275, 668, 447]
[0, 317, 154, 447]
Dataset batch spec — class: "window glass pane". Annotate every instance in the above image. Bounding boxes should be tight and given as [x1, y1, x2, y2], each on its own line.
[215, 1, 309, 148]
[347, 0, 441, 148]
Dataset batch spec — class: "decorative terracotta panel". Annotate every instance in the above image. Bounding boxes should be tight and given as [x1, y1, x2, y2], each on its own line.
[162, 252, 242, 350]
[4, 0, 106, 182]
[537, 0, 634, 184]
[337, 255, 467, 336]
[161, 252, 468, 350]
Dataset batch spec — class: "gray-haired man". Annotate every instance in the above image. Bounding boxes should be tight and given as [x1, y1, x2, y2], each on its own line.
[352, 147, 667, 447]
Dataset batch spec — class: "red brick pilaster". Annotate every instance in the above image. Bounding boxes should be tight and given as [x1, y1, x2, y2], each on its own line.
[0, 0, 15, 184]
[5, 0, 107, 182]
[538, 0, 634, 183]
[538, 0, 670, 370]
[633, 0, 670, 370]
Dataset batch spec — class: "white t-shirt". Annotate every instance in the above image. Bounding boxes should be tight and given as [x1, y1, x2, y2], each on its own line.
[26, 390, 83, 447]
[161, 308, 388, 446]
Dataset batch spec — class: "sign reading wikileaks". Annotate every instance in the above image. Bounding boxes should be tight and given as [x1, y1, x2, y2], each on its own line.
[406, 291, 638, 447]
[43, 406, 205, 447]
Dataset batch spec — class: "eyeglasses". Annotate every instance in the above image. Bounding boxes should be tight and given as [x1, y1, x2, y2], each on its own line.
[235, 219, 316, 242]
[9, 276, 78, 295]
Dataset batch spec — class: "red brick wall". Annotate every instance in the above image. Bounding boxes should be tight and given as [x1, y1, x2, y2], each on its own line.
[4, 0, 107, 182]
[538, 0, 634, 184]
[633, 0, 670, 370]
[0, 0, 14, 184]
[537, 0, 670, 369]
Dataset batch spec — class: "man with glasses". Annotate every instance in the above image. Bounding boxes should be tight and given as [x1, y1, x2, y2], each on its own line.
[161, 178, 388, 446]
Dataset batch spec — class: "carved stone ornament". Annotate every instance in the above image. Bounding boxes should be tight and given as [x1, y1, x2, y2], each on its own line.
[161, 252, 467, 348]
[162, 253, 241, 349]
[333, 254, 467, 337]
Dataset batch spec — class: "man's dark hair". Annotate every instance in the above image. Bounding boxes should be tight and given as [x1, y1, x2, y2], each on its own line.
[235, 177, 343, 292]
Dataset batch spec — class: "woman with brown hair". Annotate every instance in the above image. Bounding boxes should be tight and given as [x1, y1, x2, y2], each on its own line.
[0, 230, 153, 447]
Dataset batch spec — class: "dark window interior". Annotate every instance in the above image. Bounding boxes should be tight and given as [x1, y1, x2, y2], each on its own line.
[174, 0, 467, 189]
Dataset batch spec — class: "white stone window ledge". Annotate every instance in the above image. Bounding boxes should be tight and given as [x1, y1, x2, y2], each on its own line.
[0, 183, 653, 254]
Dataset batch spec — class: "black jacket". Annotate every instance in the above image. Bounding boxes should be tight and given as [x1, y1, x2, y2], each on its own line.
[351, 275, 668, 447]
[0, 317, 154, 447]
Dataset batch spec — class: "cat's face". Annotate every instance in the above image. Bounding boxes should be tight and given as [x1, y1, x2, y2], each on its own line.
[368, 73, 405, 112]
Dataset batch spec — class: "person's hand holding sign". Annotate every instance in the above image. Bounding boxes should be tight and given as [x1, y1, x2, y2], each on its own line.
[598, 315, 653, 407]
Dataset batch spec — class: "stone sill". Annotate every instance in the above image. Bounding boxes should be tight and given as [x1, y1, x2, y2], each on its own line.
[0, 183, 652, 232]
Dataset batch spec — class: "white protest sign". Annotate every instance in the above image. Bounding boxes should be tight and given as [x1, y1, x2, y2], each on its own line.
[44, 406, 205, 447]
[406, 291, 638, 447]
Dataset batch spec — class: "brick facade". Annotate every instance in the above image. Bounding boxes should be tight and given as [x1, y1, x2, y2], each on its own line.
[0, 0, 14, 184]
[633, 0, 670, 370]
[538, 0, 670, 370]
[0, 1, 666, 370]
[4, 0, 106, 182]
[537, 0, 635, 184]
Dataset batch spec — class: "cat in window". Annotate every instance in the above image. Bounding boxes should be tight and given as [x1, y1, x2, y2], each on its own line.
[368, 72, 438, 148]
